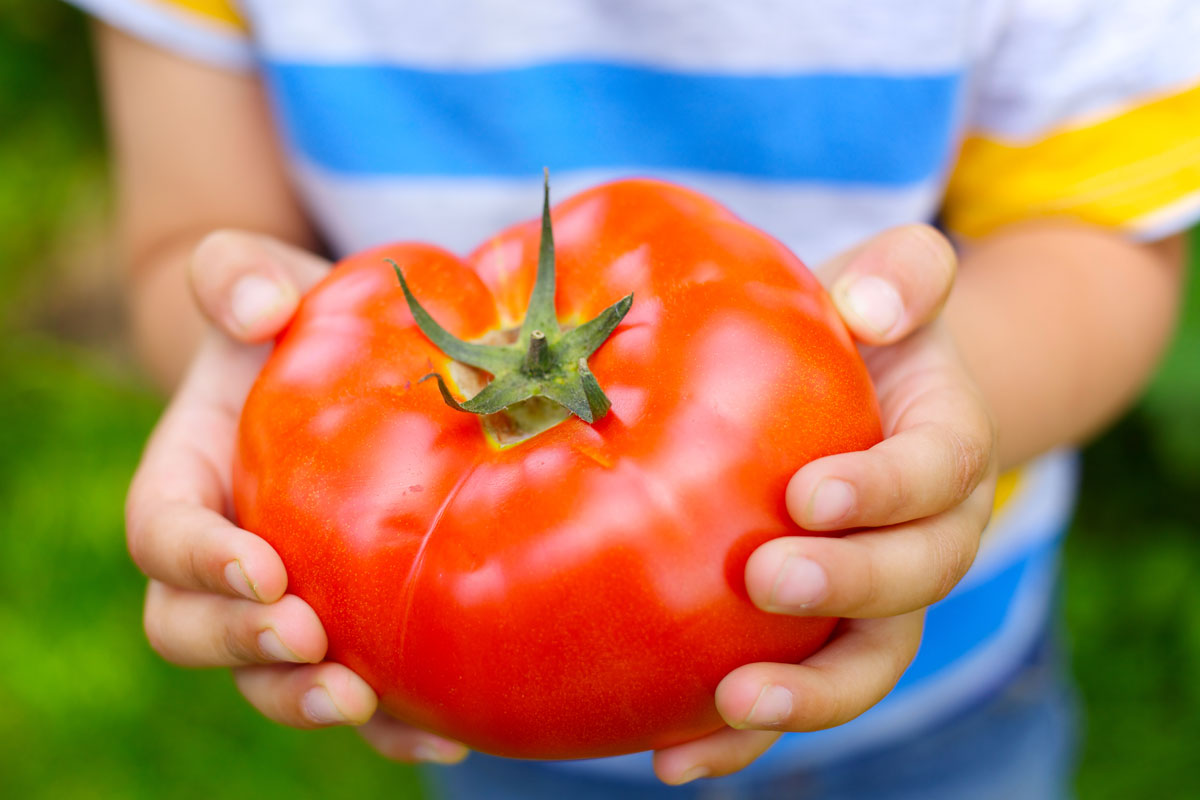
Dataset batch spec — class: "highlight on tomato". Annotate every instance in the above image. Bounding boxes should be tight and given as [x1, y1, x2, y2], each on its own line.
[233, 173, 882, 759]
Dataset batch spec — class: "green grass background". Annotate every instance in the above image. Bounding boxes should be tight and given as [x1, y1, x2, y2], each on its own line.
[1, 4, 1197, 798]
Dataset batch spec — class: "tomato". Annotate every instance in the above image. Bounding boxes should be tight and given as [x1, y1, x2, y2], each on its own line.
[233, 178, 882, 760]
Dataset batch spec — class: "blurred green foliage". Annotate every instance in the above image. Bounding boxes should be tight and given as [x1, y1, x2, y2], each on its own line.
[0, 344, 429, 798]
[1065, 261, 1200, 799]
[0, 1, 106, 314]
[0, 3, 1197, 799]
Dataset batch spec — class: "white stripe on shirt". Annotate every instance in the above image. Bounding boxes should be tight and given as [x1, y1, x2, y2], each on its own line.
[244, 0, 977, 73]
[294, 163, 947, 267]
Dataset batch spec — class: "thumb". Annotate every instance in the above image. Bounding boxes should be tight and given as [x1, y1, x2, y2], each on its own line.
[189, 230, 331, 343]
[816, 224, 957, 346]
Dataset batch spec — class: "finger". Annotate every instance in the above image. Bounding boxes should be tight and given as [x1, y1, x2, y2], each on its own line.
[189, 230, 330, 343]
[143, 582, 327, 667]
[788, 328, 995, 531]
[358, 712, 471, 765]
[716, 613, 923, 732]
[816, 224, 957, 345]
[653, 728, 780, 785]
[748, 484, 993, 617]
[127, 501, 286, 601]
[234, 661, 377, 728]
[126, 335, 287, 600]
[654, 614, 923, 783]
[787, 407, 994, 532]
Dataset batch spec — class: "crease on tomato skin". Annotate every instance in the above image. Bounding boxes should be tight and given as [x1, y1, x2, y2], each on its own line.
[393, 454, 484, 682]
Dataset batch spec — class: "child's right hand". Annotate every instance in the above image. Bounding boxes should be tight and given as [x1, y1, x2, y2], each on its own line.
[125, 231, 468, 765]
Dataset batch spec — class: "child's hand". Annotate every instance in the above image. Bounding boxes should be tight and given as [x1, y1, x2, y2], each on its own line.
[125, 231, 467, 765]
[654, 225, 998, 784]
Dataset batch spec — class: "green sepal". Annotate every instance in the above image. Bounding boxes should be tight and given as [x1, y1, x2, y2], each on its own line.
[392, 171, 633, 427]
[420, 373, 472, 414]
[538, 364, 599, 423]
[517, 168, 562, 346]
[390, 260, 521, 375]
[557, 293, 634, 364]
[577, 359, 612, 421]
[421, 370, 541, 416]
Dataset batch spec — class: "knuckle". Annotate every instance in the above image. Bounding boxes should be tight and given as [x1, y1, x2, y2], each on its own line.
[927, 524, 975, 603]
[807, 670, 850, 730]
[185, 544, 214, 593]
[848, 540, 885, 616]
[223, 617, 260, 664]
[876, 455, 911, 519]
[944, 426, 991, 502]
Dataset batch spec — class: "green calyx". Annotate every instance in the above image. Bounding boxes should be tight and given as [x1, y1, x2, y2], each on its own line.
[390, 170, 633, 424]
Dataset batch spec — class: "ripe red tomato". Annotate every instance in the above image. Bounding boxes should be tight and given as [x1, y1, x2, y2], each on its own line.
[233, 179, 882, 759]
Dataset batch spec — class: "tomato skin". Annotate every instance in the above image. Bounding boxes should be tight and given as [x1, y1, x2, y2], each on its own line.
[233, 179, 882, 759]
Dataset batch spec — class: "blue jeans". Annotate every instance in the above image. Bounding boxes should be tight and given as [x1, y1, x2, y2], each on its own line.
[423, 631, 1079, 800]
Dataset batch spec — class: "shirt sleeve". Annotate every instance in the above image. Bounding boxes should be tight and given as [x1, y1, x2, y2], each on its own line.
[64, 0, 253, 71]
[943, 0, 1200, 241]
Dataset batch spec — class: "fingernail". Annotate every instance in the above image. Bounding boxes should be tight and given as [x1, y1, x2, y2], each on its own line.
[224, 559, 260, 601]
[673, 765, 710, 785]
[258, 628, 306, 663]
[839, 275, 903, 337]
[231, 274, 291, 331]
[770, 556, 828, 609]
[412, 738, 470, 765]
[301, 686, 348, 724]
[806, 478, 855, 526]
[743, 684, 793, 728]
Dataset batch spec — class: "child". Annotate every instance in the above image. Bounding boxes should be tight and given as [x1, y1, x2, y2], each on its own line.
[75, 0, 1196, 796]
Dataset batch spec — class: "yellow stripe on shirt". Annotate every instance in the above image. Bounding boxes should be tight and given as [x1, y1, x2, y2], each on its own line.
[154, 0, 245, 30]
[944, 83, 1200, 239]
[992, 468, 1020, 515]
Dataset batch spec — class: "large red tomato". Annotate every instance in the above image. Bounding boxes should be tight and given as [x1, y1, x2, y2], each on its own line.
[233, 178, 881, 760]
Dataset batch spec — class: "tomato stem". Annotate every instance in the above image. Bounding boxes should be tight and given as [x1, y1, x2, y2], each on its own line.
[391, 171, 633, 424]
[524, 330, 552, 375]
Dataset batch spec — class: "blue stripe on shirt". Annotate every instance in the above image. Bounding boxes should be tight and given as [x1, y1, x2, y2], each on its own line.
[264, 61, 963, 184]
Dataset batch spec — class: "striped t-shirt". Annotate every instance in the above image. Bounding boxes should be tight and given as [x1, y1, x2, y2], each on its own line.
[70, 0, 1200, 780]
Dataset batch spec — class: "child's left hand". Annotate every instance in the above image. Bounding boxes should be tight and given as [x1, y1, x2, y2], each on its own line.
[653, 224, 998, 784]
